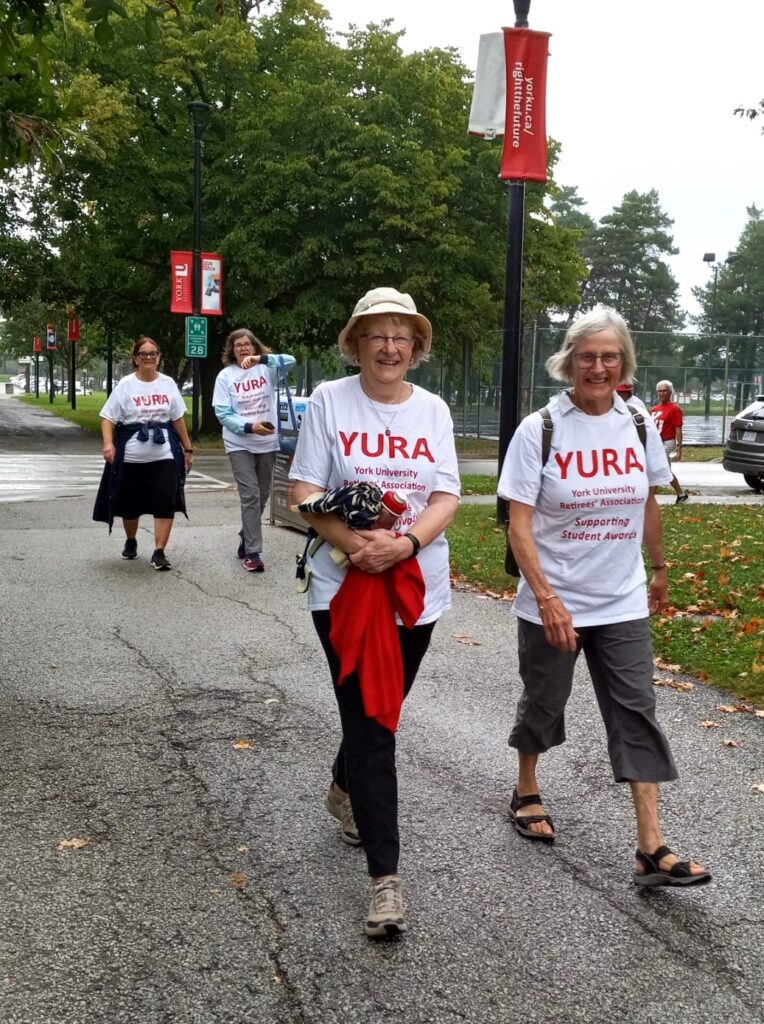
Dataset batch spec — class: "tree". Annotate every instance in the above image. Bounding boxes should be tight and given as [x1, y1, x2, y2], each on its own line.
[735, 99, 764, 132]
[0, 0, 187, 170]
[577, 190, 684, 340]
[2, 0, 591, 432]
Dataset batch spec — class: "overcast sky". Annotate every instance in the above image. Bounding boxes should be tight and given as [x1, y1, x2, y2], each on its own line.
[320, 0, 763, 324]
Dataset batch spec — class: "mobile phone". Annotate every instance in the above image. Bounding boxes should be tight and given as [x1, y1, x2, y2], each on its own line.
[261, 421, 275, 430]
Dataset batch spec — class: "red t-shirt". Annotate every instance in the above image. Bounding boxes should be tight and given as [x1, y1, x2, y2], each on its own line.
[651, 402, 683, 442]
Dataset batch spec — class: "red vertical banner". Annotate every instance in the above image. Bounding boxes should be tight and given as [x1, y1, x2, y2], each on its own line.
[33, 336, 42, 353]
[67, 318, 80, 341]
[170, 251, 193, 314]
[200, 253, 223, 316]
[500, 28, 551, 182]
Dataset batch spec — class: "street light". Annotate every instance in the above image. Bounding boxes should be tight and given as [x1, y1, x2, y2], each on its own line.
[720, 252, 740, 442]
[701, 252, 717, 418]
[187, 101, 211, 442]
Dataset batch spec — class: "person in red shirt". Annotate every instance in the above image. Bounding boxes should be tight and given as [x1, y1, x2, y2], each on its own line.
[651, 380, 689, 503]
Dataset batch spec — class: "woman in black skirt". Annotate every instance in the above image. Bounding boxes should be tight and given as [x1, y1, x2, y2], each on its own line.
[93, 337, 193, 571]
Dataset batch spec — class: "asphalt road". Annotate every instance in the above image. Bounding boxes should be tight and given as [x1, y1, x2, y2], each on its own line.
[0, 396, 762, 1024]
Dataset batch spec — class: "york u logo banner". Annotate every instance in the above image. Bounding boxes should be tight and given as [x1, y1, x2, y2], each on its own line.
[170, 251, 193, 314]
[468, 29, 550, 183]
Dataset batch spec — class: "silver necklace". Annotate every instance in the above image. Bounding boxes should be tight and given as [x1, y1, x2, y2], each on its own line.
[362, 383, 410, 435]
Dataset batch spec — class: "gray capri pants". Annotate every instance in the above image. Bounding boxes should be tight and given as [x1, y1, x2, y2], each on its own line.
[228, 450, 275, 556]
[510, 616, 678, 784]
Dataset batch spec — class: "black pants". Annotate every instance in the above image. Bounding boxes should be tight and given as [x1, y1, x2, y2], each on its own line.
[312, 610, 435, 878]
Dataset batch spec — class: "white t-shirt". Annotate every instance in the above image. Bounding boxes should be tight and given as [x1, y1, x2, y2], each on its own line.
[497, 391, 672, 626]
[100, 373, 186, 464]
[289, 376, 461, 624]
[618, 393, 648, 411]
[212, 357, 295, 454]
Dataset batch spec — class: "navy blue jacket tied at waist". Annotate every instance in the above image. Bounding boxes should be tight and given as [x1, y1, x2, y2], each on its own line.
[92, 420, 188, 531]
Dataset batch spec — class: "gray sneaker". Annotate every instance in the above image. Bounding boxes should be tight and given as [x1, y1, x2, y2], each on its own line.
[366, 876, 406, 938]
[325, 784, 361, 846]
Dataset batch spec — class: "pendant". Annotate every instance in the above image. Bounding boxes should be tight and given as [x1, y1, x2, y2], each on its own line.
[385, 428, 391, 436]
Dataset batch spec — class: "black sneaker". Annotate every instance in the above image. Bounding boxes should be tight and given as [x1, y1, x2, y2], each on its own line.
[150, 549, 172, 571]
[121, 538, 138, 560]
[675, 493, 689, 504]
[237, 532, 246, 559]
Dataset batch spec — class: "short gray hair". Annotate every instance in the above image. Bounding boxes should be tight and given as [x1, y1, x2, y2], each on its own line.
[655, 379, 674, 398]
[546, 308, 637, 384]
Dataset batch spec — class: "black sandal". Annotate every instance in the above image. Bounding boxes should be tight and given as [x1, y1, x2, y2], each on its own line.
[509, 789, 555, 843]
[633, 845, 712, 887]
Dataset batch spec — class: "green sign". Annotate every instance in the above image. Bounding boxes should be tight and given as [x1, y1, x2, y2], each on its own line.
[185, 316, 207, 358]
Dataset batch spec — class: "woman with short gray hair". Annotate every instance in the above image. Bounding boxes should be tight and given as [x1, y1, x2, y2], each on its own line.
[497, 308, 710, 887]
[651, 379, 689, 503]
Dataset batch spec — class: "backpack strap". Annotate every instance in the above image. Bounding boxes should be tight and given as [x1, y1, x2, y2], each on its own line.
[626, 404, 646, 448]
[539, 406, 553, 466]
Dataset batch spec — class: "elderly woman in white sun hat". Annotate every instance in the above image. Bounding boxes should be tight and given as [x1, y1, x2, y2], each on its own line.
[289, 287, 460, 939]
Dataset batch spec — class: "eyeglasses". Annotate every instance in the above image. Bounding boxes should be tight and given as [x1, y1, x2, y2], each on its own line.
[361, 334, 414, 348]
[233, 341, 253, 349]
[136, 351, 159, 358]
[572, 351, 622, 368]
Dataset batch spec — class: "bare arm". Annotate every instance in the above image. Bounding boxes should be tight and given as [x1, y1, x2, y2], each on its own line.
[101, 418, 116, 463]
[508, 500, 578, 652]
[643, 488, 668, 615]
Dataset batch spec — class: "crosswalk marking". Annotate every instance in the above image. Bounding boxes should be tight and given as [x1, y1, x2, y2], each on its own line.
[0, 455, 230, 503]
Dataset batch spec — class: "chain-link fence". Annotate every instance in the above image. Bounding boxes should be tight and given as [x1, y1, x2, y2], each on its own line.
[293, 328, 764, 446]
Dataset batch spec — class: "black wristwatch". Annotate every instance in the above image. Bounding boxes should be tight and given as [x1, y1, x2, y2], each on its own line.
[184, 448, 194, 453]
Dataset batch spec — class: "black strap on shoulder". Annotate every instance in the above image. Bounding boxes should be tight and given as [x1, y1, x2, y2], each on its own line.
[539, 406, 553, 466]
[626, 404, 647, 448]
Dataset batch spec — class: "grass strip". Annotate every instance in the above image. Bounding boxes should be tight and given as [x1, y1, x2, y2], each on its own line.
[447, 504, 764, 704]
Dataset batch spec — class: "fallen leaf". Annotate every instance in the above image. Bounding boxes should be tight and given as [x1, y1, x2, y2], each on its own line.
[453, 634, 481, 646]
[700, 720, 721, 729]
[209, 888, 221, 896]
[654, 657, 682, 673]
[232, 739, 253, 749]
[229, 873, 247, 890]
[654, 677, 694, 692]
[237, 844, 249, 853]
[742, 618, 764, 635]
[717, 705, 737, 713]
[752, 662, 763, 675]
[57, 837, 91, 850]
[722, 738, 739, 748]
[752, 783, 764, 795]
[264, 698, 279, 705]
[273, 976, 282, 984]
[755, 710, 764, 719]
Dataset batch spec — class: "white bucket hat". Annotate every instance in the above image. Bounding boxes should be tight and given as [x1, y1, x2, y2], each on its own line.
[337, 287, 432, 359]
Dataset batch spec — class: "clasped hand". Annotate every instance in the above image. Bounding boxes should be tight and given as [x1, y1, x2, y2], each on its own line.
[347, 529, 406, 574]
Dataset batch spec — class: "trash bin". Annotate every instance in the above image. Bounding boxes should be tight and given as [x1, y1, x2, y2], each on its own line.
[270, 451, 308, 533]
[4, 383, 14, 395]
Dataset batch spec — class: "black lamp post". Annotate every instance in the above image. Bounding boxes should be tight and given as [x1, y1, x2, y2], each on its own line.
[188, 100, 210, 441]
[701, 252, 717, 418]
[497, 0, 533, 523]
[718, 252, 740, 441]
